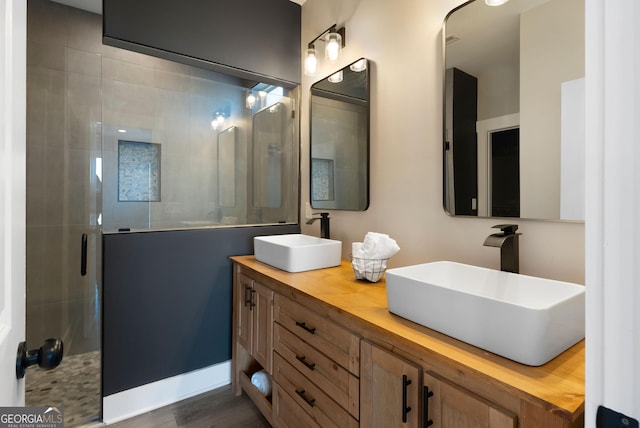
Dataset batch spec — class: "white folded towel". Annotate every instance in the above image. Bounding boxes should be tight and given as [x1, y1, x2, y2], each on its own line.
[352, 232, 400, 259]
[250, 370, 272, 397]
[351, 232, 400, 282]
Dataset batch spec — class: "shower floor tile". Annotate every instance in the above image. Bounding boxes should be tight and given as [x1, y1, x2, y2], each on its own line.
[26, 350, 101, 427]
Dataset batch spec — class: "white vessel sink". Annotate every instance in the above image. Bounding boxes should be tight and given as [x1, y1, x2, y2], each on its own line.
[254, 234, 342, 273]
[385, 261, 585, 366]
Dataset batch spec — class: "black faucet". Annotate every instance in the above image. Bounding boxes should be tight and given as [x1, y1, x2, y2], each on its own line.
[483, 224, 522, 273]
[306, 212, 330, 239]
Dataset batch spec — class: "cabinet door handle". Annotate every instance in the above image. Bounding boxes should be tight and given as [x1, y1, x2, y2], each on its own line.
[295, 389, 316, 407]
[402, 375, 412, 423]
[423, 385, 434, 427]
[295, 354, 316, 371]
[250, 289, 256, 308]
[244, 286, 252, 307]
[295, 321, 316, 334]
[80, 233, 88, 276]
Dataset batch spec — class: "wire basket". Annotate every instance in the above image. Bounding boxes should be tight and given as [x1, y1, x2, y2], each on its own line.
[351, 256, 389, 283]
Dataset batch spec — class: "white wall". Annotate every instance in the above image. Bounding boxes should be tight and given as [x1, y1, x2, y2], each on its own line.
[301, 0, 584, 285]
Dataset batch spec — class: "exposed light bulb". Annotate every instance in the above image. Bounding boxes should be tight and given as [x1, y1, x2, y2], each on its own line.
[350, 59, 367, 72]
[328, 70, 343, 83]
[246, 92, 256, 108]
[325, 32, 342, 62]
[304, 47, 319, 76]
[211, 113, 225, 131]
[485, 0, 509, 5]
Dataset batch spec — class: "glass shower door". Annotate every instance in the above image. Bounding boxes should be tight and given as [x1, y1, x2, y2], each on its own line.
[25, 46, 102, 426]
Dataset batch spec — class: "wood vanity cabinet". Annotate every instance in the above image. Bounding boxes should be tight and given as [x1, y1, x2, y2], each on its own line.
[231, 257, 585, 428]
[360, 341, 421, 427]
[236, 273, 273, 372]
[424, 371, 517, 428]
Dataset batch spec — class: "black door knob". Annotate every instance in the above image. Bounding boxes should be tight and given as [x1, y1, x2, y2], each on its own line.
[16, 338, 64, 379]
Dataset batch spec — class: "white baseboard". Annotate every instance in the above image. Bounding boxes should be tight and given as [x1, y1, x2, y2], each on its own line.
[102, 360, 231, 425]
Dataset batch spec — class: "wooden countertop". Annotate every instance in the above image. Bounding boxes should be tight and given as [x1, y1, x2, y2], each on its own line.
[231, 256, 585, 422]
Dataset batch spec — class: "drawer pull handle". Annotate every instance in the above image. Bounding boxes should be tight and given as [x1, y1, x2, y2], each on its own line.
[295, 389, 316, 407]
[250, 289, 256, 308]
[295, 354, 316, 371]
[295, 321, 316, 334]
[423, 385, 434, 427]
[402, 375, 412, 423]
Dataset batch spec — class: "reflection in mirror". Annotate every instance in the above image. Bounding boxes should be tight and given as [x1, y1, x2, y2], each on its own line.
[253, 102, 286, 209]
[311, 58, 370, 211]
[218, 126, 236, 208]
[443, 0, 584, 221]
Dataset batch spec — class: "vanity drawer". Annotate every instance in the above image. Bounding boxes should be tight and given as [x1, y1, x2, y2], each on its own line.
[274, 294, 360, 376]
[272, 382, 318, 428]
[274, 323, 359, 418]
[273, 354, 359, 428]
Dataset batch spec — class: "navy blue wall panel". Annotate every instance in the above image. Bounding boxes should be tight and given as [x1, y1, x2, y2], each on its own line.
[102, 224, 299, 396]
[103, 0, 301, 87]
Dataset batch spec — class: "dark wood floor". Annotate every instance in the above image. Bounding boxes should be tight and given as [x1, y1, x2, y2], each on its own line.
[109, 385, 270, 428]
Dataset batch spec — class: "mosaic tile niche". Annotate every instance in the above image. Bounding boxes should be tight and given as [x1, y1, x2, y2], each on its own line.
[118, 140, 161, 202]
[311, 158, 335, 202]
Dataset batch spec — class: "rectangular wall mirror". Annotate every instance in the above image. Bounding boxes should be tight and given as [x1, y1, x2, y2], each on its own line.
[311, 58, 370, 211]
[443, 0, 585, 221]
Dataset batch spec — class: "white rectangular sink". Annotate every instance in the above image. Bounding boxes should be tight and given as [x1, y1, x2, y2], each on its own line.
[254, 234, 342, 273]
[386, 261, 585, 366]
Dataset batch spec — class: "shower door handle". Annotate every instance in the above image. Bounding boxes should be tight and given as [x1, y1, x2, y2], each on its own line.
[81, 233, 87, 276]
[16, 338, 64, 379]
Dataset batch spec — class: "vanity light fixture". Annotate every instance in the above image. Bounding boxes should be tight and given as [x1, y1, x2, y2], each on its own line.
[211, 112, 225, 131]
[304, 24, 346, 76]
[328, 70, 343, 83]
[325, 31, 342, 62]
[246, 92, 257, 109]
[485, 0, 509, 5]
[350, 58, 367, 72]
[304, 47, 319, 76]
